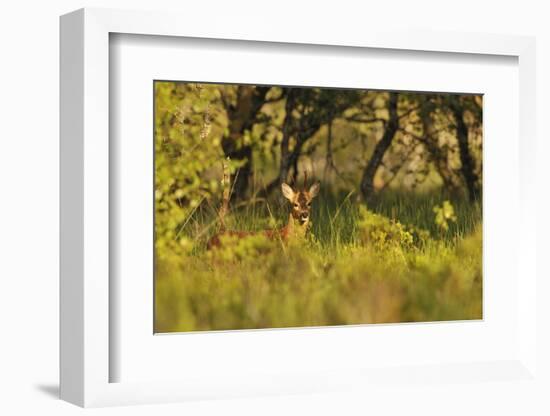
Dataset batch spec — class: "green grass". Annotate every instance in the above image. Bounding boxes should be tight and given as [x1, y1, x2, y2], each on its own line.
[155, 190, 482, 332]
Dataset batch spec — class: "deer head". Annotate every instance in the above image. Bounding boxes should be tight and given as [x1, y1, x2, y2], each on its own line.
[281, 181, 320, 226]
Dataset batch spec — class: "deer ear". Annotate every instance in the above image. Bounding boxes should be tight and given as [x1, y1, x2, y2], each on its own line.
[308, 182, 320, 198]
[281, 183, 295, 201]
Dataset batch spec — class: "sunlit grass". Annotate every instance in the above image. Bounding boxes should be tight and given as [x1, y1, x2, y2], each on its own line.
[155, 189, 482, 333]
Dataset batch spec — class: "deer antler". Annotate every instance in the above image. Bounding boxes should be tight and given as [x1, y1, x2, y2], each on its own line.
[303, 170, 308, 189]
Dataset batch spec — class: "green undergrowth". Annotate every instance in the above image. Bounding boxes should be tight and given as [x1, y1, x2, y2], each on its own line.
[155, 190, 482, 332]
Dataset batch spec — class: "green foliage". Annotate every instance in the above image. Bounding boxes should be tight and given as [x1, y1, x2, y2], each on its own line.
[155, 192, 482, 332]
[370, 190, 479, 239]
[357, 206, 428, 251]
[207, 234, 277, 262]
[155, 82, 225, 258]
[433, 200, 458, 232]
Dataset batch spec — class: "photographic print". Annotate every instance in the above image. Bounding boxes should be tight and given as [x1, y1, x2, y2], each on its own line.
[154, 82, 482, 333]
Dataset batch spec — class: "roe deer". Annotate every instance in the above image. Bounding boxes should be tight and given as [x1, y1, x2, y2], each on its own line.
[207, 167, 320, 249]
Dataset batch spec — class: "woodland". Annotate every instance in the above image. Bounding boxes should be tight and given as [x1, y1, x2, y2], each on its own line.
[154, 82, 483, 332]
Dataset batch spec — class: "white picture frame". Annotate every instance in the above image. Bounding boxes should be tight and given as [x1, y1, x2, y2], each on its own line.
[60, 7, 538, 408]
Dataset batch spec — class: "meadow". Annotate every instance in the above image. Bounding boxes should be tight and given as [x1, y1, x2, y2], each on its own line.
[154, 82, 483, 333]
[155, 189, 482, 332]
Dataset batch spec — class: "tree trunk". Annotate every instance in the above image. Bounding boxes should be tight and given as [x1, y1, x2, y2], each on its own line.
[360, 92, 399, 203]
[278, 90, 296, 187]
[323, 119, 334, 182]
[419, 105, 460, 192]
[290, 137, 306, 186]
[221, 86, 270, 200]
[449, 97, 479, 201]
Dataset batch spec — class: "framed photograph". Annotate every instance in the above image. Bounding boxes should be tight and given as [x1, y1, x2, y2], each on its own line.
[60, 8, 538, 407]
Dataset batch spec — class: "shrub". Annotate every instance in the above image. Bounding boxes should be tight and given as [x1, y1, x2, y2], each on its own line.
[155, 193, 482, 332]
[357, 206, 428, 251]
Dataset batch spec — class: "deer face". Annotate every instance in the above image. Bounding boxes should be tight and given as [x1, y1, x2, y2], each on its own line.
[281, 182, 320, 225]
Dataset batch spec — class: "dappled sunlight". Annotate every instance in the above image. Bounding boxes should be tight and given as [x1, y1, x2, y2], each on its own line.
[154, 81, 482, 333]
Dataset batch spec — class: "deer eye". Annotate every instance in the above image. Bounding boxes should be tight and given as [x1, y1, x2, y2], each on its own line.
[293, 203, 299, 208]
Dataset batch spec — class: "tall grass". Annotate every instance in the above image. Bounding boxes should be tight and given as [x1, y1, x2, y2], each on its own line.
[155, 189, 482, 332]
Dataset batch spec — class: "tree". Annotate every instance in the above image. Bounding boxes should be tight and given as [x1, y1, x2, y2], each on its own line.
[447, 96, 480, 201]
[417, 95, 461, 192]
[269, 87, 361, 192]
[220, 85, 272, 201]
[360, 92, 399, 202]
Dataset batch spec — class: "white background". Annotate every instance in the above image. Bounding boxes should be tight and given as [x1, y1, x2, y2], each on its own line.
[1, 1, 548, 415]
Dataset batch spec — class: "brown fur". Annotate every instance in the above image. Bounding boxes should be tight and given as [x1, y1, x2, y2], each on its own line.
[208, 180, 320, 249]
